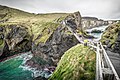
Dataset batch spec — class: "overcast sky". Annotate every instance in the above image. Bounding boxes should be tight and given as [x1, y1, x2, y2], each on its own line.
[0, 0, 120, 20]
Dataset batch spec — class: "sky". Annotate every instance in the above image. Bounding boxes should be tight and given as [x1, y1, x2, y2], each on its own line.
[0, 0, 120, 20]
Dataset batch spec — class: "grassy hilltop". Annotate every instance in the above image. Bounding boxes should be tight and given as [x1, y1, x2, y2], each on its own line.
[0, 5, 69, 44]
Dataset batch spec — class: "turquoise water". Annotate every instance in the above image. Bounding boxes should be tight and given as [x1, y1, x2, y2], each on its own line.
[0, 51, 53, 80]
[0, 52, 33, 80]
[0, 26, 108, 80]
[86, 25, 108, 40]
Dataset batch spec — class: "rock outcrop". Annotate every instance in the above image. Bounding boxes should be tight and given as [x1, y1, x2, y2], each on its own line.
[0, 5, 69, 60]
[30, 11, 82, 68]
[0, 5, 96, 80]
[82, 17, 108, 29]
[101, 23, 120, 53]
[113, 30, 120, 53]
[0, 24, 32, 59]
[0, 5, 84, 77]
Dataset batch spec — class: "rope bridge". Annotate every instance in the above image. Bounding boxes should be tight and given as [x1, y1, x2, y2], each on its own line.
[62, 20, 120, 80]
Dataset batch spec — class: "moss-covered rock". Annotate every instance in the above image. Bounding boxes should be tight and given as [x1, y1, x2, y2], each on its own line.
[0, 6, 95, 80]
[101, 23, 120, 52]
[0, 5, 69, 59]
[0, 24, 32, 59]
[49, 44, 96, 80]
[0, 5, 97, 80]
[30, 11, 83, 67]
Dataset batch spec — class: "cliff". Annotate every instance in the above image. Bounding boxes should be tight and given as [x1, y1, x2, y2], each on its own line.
[28, 11, 83, 70]
[101, 22, 120, 53]
[0, 5, 96, 80]
[82, 17, 108, 29]
[0, 5, 84, 70]
[0, 5, 69, 59]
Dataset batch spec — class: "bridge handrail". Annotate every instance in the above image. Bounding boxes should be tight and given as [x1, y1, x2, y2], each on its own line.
[100, 42, 120, 80]
[62, 20, 120, 80]
[97, 42, 103, 80]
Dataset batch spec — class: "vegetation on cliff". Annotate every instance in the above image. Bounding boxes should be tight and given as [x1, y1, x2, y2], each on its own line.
[0, 5, 96, 80]
[0, 5, 69, 44]
[0, 5, 69, 58]
[101, 23, 120, 50]
[49, 44, 96, 80]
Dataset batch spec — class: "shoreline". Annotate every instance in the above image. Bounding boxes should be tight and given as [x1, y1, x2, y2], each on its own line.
[0, 51, 31, 62]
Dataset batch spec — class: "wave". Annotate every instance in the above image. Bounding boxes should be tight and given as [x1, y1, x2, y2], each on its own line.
[17, 51, 52, 78]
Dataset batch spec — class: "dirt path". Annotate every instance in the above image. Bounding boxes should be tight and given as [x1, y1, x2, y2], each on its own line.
[106, 50, 120, 77]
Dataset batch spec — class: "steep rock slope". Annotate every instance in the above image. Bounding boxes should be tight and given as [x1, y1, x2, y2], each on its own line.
[0, 24, 31, 59]
[0, 5, 69, 59]
[0, 5, 83, 68]
[0, 5, 96, 80]
[101, 22, 120, 53]
[29, 11, 82, 68]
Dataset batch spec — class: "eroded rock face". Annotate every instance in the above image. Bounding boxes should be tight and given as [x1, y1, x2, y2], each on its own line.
[0, 11, 83, 79]
[0, 27, 5, 56]
[101, 23, 120, 53]
[6, 25, 31, 52]
[113, 31, 120, 53]
[81, 17, 108, 29]
[65, 11, 82, 31]
[30, 12, 82, 69]
[0, 25, 32, 59]
[31, 26, 79, 67]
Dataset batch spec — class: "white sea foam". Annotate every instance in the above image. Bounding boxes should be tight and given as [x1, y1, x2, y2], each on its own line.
[19, 64, 51, 78]
[18, 51, 51, 78]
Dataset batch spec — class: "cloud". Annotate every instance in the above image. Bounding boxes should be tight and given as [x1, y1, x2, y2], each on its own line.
[0, 0, 120, 20]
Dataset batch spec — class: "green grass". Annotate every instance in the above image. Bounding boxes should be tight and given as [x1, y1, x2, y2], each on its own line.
[101, 23, 120, 46]
[0, 5, 69, 44]
[31, 21, 60, 44]
[49, 44, 96, 80]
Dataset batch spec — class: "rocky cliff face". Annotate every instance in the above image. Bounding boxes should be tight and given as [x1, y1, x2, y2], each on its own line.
[0, 5, 83, 71]
[82, 17, 108, 29]
[113, 30, 120, 53]
[0, 5, 96, 80]
[29, 11, 82, 68]
[0, 5, 68, 60]
[101, 23, 120, 53]
[0, 24, 32, 59]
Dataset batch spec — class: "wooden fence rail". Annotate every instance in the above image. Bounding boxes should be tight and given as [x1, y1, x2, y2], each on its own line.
[63, 20, 120, 80]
